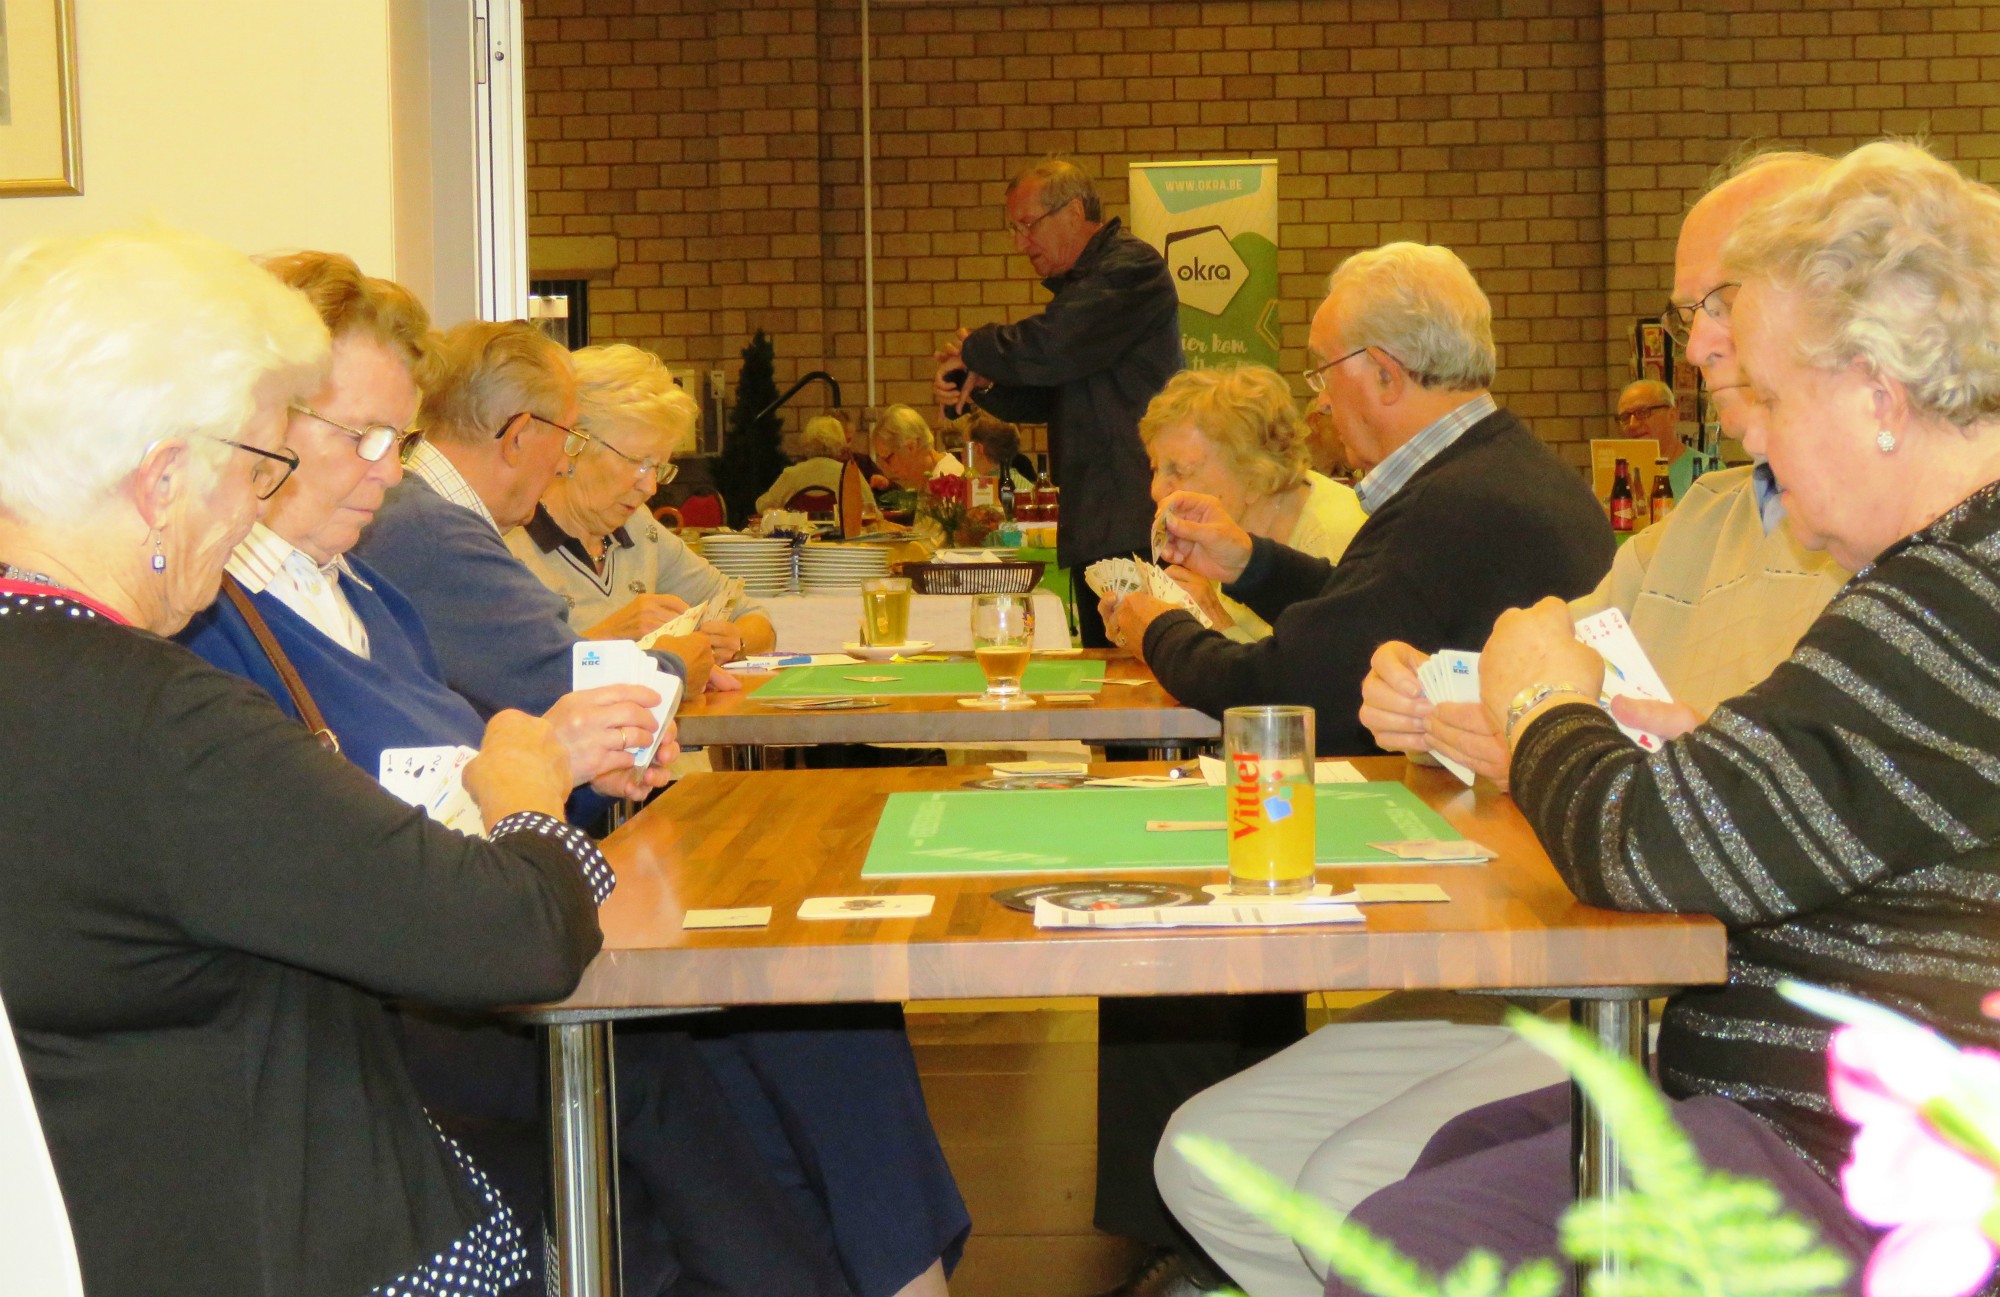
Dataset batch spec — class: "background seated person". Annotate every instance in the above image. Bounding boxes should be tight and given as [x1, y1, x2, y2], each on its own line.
[1615, 377, 1696, 500]
[756, 412, 879, 517]
[1326, 137, 2000, 1297]
[353, 321, 720, 712]
[1108, 242, 1614, 756]
[961, 411, 1035, 495]
[1140, 364, 1366, 642]
[511, 343, 776, 663]
[872, 404, 965, 491]
[1155, 150, 1851, 1297]
[0, 226, 610, 1297]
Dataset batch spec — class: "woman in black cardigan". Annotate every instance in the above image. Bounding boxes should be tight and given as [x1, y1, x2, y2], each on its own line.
[0, 229, 615, 1297]
[1324, 141, 2000, 1292]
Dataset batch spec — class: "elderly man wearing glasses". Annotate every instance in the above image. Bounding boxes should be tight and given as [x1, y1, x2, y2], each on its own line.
[1614, 377, 1697, 499]
[508, 343, 776, 663]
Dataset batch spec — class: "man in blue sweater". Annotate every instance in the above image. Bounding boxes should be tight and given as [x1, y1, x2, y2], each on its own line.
[353, 321, 712, 716]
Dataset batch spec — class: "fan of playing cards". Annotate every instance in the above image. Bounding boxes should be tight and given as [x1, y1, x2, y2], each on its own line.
[634, 580, 745, 651]
[1083, 557, 1212, 646]
[1417, 608, 1675, 785]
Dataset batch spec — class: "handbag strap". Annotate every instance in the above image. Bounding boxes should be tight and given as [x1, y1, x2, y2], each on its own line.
[220, 574, 341, 754]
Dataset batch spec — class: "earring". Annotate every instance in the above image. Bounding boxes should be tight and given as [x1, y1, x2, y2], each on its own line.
[1876, 428, 1898, 454]
[150, 531, 166, 574]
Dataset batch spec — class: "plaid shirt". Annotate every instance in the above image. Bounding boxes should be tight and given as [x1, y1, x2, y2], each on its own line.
[1354, 393, 1497, 514]
[403, 441, 500, 534]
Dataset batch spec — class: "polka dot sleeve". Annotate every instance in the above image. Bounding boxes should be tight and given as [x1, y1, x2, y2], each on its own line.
[489, 810, 616, 905]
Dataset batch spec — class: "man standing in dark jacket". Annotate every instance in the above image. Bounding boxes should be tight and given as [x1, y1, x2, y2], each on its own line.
[1108, 242, 1615, 755]
[935, 159, 1183, 646]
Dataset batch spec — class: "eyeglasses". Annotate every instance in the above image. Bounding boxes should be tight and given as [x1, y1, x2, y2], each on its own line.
[562, 425, 678, 485]
[1004, 199, 1074, 240]
[1615, 403, 1674, 426]
[499, 410, 578, 442]
[1661, 282, 1739, 348]
[206, 436, 300, 500]
[291, 404, 410, 463]
[1302, 345, 1385, 393]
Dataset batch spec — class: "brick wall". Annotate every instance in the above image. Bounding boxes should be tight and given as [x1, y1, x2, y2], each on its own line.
[524, 0, 2000, 464]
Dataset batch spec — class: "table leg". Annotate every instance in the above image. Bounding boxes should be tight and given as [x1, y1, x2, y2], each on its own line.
[1570, 996, 1649, 1281]
[545, 1022, 620, 1297]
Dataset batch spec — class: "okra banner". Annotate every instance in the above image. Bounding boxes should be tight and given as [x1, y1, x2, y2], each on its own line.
[1129, 159, 1281, 372]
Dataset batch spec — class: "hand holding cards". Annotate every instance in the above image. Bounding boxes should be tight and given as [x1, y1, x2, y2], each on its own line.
[379, 745, 485, 836]
[573, 640, 684, 767]
[1083, 557, 1213, 646]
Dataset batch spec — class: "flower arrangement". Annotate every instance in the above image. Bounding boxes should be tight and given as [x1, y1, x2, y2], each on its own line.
[917, 475, 1004, 546]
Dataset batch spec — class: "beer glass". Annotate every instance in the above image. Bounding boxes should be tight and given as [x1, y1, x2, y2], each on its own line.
[860, 576, 912, 646]
[1223, 705, 1316, 894]
[970, 592, 1034, 706]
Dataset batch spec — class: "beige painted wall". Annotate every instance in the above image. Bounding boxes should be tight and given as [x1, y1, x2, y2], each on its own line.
[0, 1, 403, 276]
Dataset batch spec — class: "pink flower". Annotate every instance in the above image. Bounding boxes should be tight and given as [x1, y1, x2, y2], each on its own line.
[1830, 1025, 2000, 1297]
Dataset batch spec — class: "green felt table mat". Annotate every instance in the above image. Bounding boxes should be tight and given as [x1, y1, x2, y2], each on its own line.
[754, 659, 1106, 698]
[860, 782, 1462, 877]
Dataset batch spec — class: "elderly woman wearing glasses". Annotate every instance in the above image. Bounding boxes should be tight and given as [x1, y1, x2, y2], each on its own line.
[0, 230, 617, 1297]
[510, 343, 776, 662]
[1139, 365, 1365, 641]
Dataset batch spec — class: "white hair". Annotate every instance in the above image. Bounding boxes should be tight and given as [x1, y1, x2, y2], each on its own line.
[872, 404, 936, 455]
[1325, 242, 1496, 390]
[573, 343, 700, 451]
[798, 415, 849, 460]
[1620, 379, 1675, 407]
[0, 228, 329, 526]
[1723, 140, 2000, 428]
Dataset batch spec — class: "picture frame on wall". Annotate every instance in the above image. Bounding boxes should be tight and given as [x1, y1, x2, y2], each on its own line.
[0, 0, 80, 197]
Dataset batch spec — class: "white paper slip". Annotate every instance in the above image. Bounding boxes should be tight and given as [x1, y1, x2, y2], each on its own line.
[379, 744, 485, 837]
[1367, 839, 1496, 862]
[1196, 756, 1366, 786]
[1342, 883, 1451, 903]
[739, 653, 863, 671]
[991, 761, 1090, 776]
[797, 894, 936, 921]
[1033, 898, 1364, 929]
[1572, 607, 1675, 752]
[683, 906, 774, 930]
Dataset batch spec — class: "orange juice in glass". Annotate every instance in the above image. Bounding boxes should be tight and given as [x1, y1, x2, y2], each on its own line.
[1223, 705, 1317, 895]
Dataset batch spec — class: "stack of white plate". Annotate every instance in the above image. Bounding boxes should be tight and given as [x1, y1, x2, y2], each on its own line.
[798, 542, 891, 594]
[699, 533, 795, 596]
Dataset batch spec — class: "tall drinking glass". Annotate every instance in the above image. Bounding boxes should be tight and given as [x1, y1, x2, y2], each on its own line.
[1223, 705, 1316, 895]
[970, 592, 1035, 707]
[860, 576, 912, 646]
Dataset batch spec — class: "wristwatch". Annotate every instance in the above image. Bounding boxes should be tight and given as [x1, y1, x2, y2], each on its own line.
[1504, 683, 1595, 741]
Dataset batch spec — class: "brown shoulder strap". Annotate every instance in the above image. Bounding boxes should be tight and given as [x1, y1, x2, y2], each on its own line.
[220, 574, 341, 754]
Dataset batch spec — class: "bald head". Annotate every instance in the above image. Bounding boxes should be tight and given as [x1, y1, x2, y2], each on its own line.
[1673, 153, 1832, 432]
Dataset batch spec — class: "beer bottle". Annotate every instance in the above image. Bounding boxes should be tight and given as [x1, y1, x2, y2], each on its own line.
[1650, 456, 1674, 524]
[997, 468, 1016, 520]
[1609, 458, 1635, 533]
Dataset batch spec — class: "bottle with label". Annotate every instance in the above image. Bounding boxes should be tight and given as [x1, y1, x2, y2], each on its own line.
[1608, 458, 1635, 533]
[969, 475, 996, 510]
[1650, 456, 1674, 525]
[1034, 454, 1060, 523]
[997, 469, 1016, 520]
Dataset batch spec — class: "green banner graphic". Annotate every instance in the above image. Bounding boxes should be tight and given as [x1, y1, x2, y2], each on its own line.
[1130, 160, 1281, 371]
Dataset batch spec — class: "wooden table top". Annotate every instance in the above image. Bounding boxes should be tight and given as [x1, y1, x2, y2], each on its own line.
[556, 757, 1727, 1011]
[680, 648, 1220, 747]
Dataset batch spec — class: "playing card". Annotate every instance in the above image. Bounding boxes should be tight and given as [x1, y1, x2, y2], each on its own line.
[637, 594, 718, 650]
[1414, 649, 1483, 785]
[682, 906, 773, 930]
[797, 894, 936, 920]
[572, 639, 685, 767]
[1572, 608, 1674, 752]
[1150, 509, 1171, 562]
[378, 744, 485, 837]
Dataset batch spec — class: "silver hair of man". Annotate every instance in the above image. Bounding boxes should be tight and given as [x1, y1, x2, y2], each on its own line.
[1325, 242, 1497, 391]
[1006, 158, 1103, 223]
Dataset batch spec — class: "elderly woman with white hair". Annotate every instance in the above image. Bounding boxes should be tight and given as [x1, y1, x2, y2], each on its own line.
[756, 412, 880, 516]
[1323, 139, 2000, 1292]
[512, 343, 776, 661]
[1140, 364, 1365, 641]
[0, 231, 615, 1297]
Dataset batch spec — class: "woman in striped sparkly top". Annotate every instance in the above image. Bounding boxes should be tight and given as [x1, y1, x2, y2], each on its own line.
[1327, 138, 2000, 1289]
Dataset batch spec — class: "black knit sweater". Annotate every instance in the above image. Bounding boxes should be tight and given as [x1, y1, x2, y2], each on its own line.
[1512, 479, 2000, 1179]
[1143, 406, 1615, 755]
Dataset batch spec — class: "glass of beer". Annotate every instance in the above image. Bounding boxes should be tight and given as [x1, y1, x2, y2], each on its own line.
[971, 592, 1035, 706]
[860, 576, 912, 646]
[1223, 705, 1317, 895]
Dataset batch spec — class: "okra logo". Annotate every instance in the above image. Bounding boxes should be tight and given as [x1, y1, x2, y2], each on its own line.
[1164, 225, 1249, 316]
